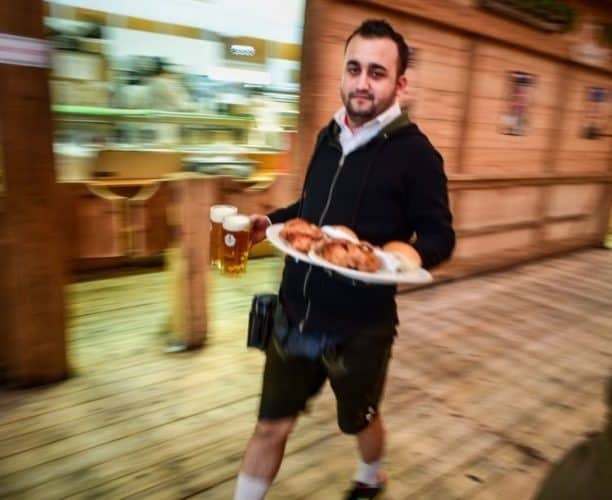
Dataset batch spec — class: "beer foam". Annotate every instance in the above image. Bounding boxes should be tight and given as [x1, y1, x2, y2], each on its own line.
[210, 205, 237, 223]
[223, 214, 251, 232]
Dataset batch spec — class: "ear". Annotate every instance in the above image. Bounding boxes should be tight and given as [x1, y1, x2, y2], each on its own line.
[396, 73, 407, 93]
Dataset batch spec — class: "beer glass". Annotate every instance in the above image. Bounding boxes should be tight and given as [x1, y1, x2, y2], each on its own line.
[221, 214, 251, 276]
[209, 204, 237, 269]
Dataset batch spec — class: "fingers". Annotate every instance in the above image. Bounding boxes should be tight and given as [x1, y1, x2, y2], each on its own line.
[249, 214, 270, 244]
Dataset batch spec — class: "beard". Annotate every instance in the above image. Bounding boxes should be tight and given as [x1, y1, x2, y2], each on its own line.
[341, 89, 395, 125]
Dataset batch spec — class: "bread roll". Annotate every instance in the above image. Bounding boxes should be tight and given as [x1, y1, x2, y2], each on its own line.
[382, 241, 422, 271]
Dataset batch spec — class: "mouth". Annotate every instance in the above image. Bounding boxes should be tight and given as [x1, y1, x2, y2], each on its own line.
[350, 93, 373, 101]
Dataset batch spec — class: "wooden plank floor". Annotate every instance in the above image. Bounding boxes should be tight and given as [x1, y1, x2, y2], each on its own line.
[0, 248, 611, 500]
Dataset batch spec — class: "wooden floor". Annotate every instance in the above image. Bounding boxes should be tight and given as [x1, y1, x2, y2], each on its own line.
[0, 248, 611, 500]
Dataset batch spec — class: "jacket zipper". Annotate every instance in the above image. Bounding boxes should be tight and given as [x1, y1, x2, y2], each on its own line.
[299, 153, 346, 332]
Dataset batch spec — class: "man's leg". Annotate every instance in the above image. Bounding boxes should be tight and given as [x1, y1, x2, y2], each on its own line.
[235, 336, 326, 499]
[354, 415, 387, 486]
[357, 414, 384, 463]
[327, 330, 394, 495]
[235, 417, 296, 499]
[240, 416, 296, 480]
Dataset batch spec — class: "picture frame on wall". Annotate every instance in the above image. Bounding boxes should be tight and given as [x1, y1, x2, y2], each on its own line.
[582, 87, 609, 140]
[501, 71, 537, 136]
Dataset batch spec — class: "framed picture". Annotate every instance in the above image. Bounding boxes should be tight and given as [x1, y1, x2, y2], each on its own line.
[501, 71, 537, 136]
[582, 87, 608, 139]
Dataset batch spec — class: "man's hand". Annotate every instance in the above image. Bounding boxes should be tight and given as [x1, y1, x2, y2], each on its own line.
[249, 214, 271, 245]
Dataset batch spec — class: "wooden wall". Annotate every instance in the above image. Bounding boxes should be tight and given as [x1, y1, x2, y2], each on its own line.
[296, 0, 612, 277]
[0, 0, 68, 385]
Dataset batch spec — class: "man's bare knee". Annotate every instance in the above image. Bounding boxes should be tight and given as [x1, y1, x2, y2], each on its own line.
[253, 417, 296, 444]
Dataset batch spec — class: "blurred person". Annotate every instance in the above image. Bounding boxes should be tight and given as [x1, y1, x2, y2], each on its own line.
[234, 19, 454, 500]
[115, 71, 150, 109]
[148, 57, 196, 112]
[533, 377, 612, 500]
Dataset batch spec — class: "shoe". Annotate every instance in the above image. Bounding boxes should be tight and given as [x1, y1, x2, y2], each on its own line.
[344, 481, 385, 499]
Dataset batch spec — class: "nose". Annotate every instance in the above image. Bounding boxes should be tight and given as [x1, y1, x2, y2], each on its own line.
[355, 71, 370, 90]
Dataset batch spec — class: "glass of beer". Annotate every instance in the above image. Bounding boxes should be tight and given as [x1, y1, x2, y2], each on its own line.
[209, 204, 238, 269]
[221, 214, 252, 276]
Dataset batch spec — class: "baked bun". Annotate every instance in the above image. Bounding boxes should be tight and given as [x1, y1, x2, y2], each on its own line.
[382, 241, 422, 271]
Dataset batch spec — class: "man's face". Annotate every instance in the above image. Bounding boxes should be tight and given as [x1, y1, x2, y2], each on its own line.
[340, 35, 406, 126]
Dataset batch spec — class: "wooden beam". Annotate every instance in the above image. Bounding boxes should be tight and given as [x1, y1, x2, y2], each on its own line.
[0, 0, 68, 385]
[164, 175, 221, 350]
[447, 172, 612, 190]
[595, 123, 612, 242]
[294, 0, 327, 193]
[456, 213, 591, 239]
[353, 0, 612, 75]
[456, 36, 479, 174]
[533, 62, 571, 249]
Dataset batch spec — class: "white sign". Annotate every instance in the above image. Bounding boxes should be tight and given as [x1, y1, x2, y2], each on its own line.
[230, 44, 256, 57]
[0, 33, 51, 68]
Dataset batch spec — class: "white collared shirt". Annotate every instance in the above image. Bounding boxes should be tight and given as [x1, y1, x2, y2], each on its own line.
[333, 102, 401, 156]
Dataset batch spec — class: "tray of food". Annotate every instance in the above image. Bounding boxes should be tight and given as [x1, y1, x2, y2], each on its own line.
[266, 218, 432, 285]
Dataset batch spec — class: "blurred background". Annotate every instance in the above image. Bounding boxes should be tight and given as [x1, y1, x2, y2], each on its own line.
[0, 1, 611, 498]
[47, 0, 304, 173]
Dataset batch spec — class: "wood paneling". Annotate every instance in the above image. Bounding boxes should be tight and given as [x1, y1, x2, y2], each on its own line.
[544, 216, 600, 241]
[457, 187, 541, 231]
[0, 1, 45, 37]
[355, 0, 611, 72]
[298, 0, 611, 274]
[267, 42, 302, 62]
[463, 42, 560, 174]
[74, 185, 126, 258]
[546, 184, 604, 218]
[0, 0, 67, 385]
[128, 182, 169, 257]
[0, 193, 10, 382]
[126, 17, 157, 33]
[74, 7, 107, 24]
[454, 227, 536, 259]
[95, 150, 183, 179]
[556, 67, 612, 173]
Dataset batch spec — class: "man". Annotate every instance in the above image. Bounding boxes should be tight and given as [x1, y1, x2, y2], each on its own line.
[235, 19, 455, 500]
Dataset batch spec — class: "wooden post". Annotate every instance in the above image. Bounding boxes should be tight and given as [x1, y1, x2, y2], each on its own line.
[164, 174, 220, 350]
[597, 135, 612, 244]
[0, 0, 68, 384]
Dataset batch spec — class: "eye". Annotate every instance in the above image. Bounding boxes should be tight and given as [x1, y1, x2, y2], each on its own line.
[347, 65, 360, 75]
[370, 69, 386, 79]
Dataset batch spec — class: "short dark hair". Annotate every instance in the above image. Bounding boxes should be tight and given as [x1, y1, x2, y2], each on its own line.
[345, 19, 410, 77]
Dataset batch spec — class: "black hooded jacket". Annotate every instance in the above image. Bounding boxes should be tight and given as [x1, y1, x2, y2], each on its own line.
[268, 113, 455, 337]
